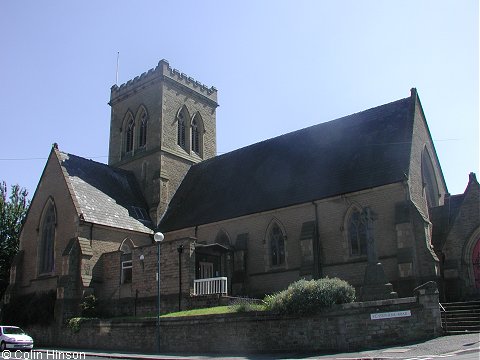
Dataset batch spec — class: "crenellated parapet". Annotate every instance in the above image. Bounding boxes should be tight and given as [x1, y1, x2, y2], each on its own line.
[110, 59, 217, 105]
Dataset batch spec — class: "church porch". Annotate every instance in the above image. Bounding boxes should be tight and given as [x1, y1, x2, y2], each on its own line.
[193, 243, 233, 296]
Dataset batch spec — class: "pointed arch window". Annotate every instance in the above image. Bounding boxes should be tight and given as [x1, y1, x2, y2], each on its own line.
[421, 149, 440, 208]
[269, 223, 285, 266]
[139, 111, 147, 148]
[215, 230, 230, 247]
[120, 240, 133, 284]
[126, 118, 135, 153]
[39, 200, 56, 274]
[348, 209, 367, 256]
[177, 111, 186, 150]
[191, 112, 204, 157]
[192, 117, 200, 154]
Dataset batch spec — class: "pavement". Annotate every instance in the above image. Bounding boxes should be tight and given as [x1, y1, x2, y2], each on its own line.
[32, 333, 480, 360]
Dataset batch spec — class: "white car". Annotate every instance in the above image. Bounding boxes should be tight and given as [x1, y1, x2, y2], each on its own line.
[0, 326, 34, 351]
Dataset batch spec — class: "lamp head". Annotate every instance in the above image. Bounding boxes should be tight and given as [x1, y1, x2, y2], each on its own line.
[154, 232, 164, 243]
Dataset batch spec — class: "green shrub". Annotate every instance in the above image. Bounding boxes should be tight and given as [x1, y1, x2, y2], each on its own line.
[67, 317, 97, 333]
[67, 317, 82, 333]
[263, 277, 355, 315]
[79, 295, 98, 317]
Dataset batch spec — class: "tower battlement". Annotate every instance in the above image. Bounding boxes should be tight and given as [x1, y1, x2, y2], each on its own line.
[110, 59, 217, 105]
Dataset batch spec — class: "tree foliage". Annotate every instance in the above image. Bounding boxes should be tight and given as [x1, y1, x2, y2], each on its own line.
[2, 290, 56, 326]
[0, 181, 29, 296]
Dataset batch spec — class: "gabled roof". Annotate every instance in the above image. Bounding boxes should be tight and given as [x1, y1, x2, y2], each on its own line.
[160, 93, 415, 232]
[55, 150, 153, 234]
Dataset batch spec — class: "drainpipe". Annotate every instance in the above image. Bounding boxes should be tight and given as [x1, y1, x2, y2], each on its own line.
[89, 222, 93, 245]
[312, 201, 323, 279]
[177, 244, 184, 311]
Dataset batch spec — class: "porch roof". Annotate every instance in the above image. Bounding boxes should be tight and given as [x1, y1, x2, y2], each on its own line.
[195, 243, 232, 253]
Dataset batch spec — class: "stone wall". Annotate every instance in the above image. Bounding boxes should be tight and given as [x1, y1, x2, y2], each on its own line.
[26, 288, 441, 354]
[442, 173, 480, 300]
[14, 149, 79, 294]
[166, 182, 435, 298]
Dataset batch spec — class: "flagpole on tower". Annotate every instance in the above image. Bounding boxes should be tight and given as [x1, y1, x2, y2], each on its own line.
[115, 52, 120, 85]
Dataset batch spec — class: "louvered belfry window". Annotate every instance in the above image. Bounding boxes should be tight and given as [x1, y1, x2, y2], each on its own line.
[177, 112, 186, 149]
[126, 118, 135, 152]
[139, 111, 147, 148]
[192, 117, 200, 154]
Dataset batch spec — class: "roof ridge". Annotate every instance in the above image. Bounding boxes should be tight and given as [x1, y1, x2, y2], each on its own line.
[195, 95, 412, 169]
[54, 148, 83, 218]
[57, 150, 134, 176]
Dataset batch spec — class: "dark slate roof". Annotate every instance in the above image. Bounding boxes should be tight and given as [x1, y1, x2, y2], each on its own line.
[56, 150, 153, 233]
[160, 95, 415, 232]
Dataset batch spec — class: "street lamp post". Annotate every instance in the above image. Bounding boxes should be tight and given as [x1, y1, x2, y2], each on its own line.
[154, 231, 164, 353]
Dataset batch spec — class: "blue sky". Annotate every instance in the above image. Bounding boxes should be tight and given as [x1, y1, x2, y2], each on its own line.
[1, 1, 478, 199]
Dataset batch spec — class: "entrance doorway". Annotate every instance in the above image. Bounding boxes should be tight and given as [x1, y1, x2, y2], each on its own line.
[199, 262, 214, 279]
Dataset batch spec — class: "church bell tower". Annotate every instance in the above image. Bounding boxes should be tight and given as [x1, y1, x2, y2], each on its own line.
[108, 59, 218, 224]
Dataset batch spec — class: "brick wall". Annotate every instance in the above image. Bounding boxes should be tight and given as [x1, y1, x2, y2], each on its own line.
[26, 288, 442, 354]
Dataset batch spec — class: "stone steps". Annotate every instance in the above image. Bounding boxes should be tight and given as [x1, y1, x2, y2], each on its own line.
[440, 300, 480, 334]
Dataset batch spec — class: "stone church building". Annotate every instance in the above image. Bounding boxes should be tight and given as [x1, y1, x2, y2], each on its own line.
[4, 60, 479, 321]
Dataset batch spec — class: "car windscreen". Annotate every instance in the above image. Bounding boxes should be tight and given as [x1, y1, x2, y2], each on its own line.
[3, 327, 25, 335]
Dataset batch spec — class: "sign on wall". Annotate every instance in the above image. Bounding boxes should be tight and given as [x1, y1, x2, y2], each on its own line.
[370, 310, 411, 320]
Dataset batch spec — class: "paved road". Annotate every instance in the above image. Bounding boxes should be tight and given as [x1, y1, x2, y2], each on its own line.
[5, 333, 479, 360]
[326, 333, 480, 360]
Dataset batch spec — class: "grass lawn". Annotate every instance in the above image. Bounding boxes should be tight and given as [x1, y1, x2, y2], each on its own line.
[162, 303, 266, 317]
[68, 304, 267, 326]
[161, 306, 233, 317]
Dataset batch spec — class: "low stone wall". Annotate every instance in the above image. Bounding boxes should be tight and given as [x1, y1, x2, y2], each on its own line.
[26, 287, 441, 354]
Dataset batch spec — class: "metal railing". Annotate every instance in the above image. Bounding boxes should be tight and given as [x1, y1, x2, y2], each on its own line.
[193, 277, 228, 296]
[439, 302, 447, 333]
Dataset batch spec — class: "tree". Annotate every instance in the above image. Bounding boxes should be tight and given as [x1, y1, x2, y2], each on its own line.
[0, 181, 29, 297]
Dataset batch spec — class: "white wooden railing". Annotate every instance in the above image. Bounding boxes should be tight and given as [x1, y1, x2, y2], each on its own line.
[193, 277, 228, 296]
